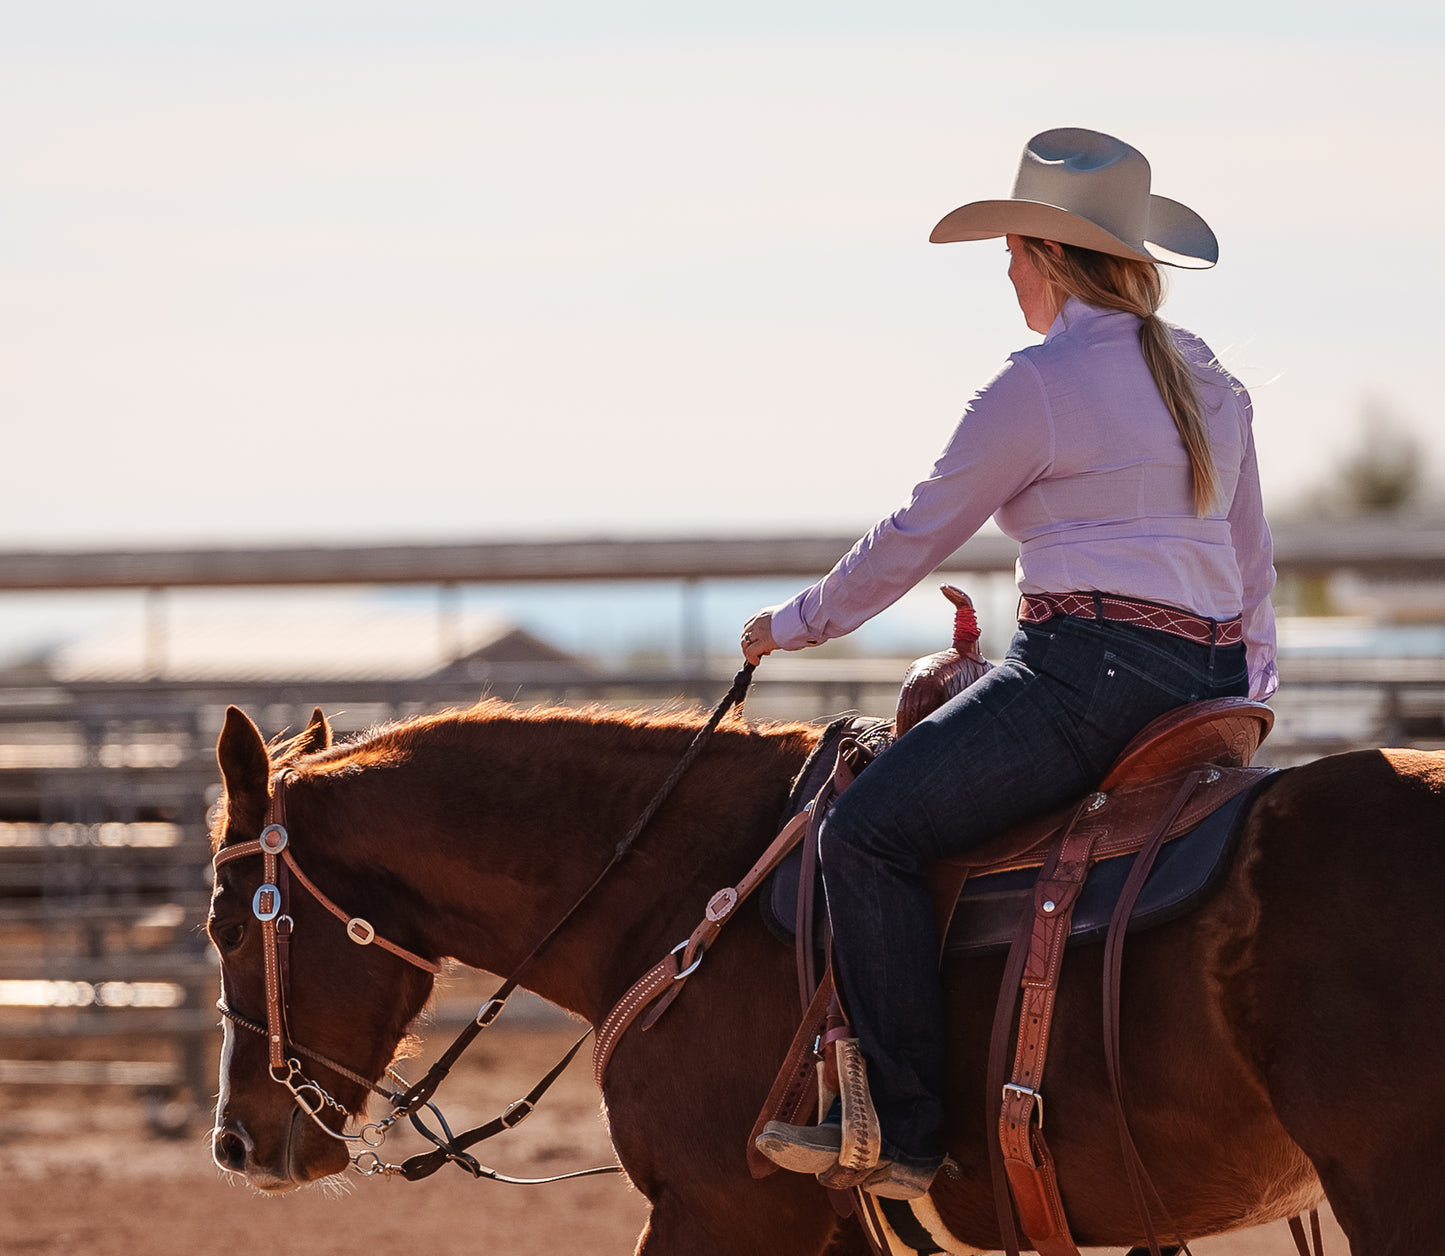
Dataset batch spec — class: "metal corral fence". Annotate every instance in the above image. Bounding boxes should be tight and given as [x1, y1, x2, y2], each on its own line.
[4, 653, 1443, 1129]
[5, 524, 1445, 1128]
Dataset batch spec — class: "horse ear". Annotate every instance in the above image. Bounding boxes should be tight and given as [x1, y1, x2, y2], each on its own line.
[217, 706, 271, 839]
[298, 707, 333, 754]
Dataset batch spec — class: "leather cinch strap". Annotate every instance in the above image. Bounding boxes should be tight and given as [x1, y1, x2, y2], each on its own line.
[987, 771, 1204, 1256]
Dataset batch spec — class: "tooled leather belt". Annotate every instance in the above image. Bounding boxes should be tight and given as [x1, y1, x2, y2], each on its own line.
[1019, 591, 1243, 647]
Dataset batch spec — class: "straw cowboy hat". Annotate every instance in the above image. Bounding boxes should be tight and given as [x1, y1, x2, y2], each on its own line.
[930, 127, 1218, 269]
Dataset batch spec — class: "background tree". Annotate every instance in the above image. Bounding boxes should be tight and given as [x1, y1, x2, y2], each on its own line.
[1305, 399, 1427, 517]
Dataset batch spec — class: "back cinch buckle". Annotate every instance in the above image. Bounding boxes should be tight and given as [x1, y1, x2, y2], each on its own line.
[1002, 1082, 1044, 1129]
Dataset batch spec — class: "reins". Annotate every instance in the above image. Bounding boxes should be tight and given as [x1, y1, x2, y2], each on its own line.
[214, 662, 756, 1184]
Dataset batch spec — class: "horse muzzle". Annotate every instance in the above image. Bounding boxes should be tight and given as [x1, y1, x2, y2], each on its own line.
[213, 1110, 346, 1191]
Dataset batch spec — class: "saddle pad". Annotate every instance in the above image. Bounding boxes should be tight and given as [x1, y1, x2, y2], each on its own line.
[762, 832, 824, 946]
[761, 775, 1269, 957]
[944, 776, 1264, 957]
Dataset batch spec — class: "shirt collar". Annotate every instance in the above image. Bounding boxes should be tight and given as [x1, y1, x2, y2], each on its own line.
[1044, 297, 1120, 342]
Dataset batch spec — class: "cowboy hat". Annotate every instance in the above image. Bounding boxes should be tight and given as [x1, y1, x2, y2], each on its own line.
[929, 127, 1218, 269]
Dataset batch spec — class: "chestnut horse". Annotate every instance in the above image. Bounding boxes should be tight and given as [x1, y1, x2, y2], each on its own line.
[208, 700, 1445, 1255]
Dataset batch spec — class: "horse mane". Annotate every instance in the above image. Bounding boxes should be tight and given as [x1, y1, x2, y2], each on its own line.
[279, 697, 820, 780]
[210, 699, 823, 854]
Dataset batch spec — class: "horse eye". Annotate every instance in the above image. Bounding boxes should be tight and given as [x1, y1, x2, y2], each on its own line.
[212, 920, 246, 952]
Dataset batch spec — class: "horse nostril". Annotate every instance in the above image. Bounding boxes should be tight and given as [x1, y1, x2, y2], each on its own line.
[214, 1125, 250, 1173]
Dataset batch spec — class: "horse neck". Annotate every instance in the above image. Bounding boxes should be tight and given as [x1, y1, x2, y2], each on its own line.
[293, 710, 816, 1026]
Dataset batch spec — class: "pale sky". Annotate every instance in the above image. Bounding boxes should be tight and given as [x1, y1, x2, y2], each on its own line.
[2, 2, 1442, 549]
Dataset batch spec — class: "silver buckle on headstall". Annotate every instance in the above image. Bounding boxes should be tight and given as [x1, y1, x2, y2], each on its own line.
[252, 884, 282, 922]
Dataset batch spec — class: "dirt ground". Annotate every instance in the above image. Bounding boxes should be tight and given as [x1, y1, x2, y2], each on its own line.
[0, 1024, 1345, 1256]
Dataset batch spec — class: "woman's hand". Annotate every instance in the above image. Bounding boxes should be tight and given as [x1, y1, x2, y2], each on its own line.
[740, 610, 780, 666]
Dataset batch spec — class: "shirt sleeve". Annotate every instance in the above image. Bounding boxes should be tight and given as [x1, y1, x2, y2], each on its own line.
[1224, 387, 1279, 700]
[770, 355, 1054, 651]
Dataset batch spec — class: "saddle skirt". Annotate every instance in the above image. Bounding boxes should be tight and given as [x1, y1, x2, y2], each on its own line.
[763, 697, 1275, 955]
[936, 763, 1269, 956]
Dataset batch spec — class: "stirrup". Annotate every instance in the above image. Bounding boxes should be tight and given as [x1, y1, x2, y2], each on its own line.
[820, 1037, 881, 1186]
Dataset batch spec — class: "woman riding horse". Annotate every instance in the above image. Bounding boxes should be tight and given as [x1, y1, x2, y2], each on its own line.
[743, 127, 1278, 1200]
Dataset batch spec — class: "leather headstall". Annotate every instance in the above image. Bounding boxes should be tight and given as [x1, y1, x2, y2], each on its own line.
[213, 769, 440, 1096]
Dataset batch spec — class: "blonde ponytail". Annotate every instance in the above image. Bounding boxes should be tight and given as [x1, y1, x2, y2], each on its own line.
[1016, 237, 1220, 516]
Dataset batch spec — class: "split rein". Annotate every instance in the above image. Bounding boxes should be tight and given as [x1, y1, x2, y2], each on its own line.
[212, 663, 756, 1185]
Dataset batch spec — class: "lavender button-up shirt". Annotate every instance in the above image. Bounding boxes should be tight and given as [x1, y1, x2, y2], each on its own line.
[770, 298, 1279, 700]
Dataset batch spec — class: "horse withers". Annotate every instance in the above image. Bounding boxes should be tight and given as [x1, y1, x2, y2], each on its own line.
[207, 700, 1445, 1255]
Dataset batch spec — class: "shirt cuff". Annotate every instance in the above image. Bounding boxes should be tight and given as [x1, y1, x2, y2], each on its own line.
[1249, 658, 1279, 702]
[768, 598, 816, 652]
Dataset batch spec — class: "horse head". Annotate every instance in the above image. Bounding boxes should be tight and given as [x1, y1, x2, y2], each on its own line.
[207, 706, 440, 1190]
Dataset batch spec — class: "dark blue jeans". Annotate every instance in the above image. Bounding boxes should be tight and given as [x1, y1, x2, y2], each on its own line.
[818, 613, 1250, 1168]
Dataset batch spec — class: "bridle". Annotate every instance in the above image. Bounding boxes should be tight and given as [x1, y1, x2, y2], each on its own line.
[213, 770, 449, 1166]
[212, 664, 755, 1183]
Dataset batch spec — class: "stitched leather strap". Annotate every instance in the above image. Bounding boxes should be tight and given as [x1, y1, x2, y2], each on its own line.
[993, 791, 1106, 1256]
[280, 851, 441, 973]
[215, 773, 295, 1074]
[991, 772, 1205, 1256]
[1100, 772, 1206, 1255]
[593, 804, 812, 1086]
[745, 970, 838, 1178]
